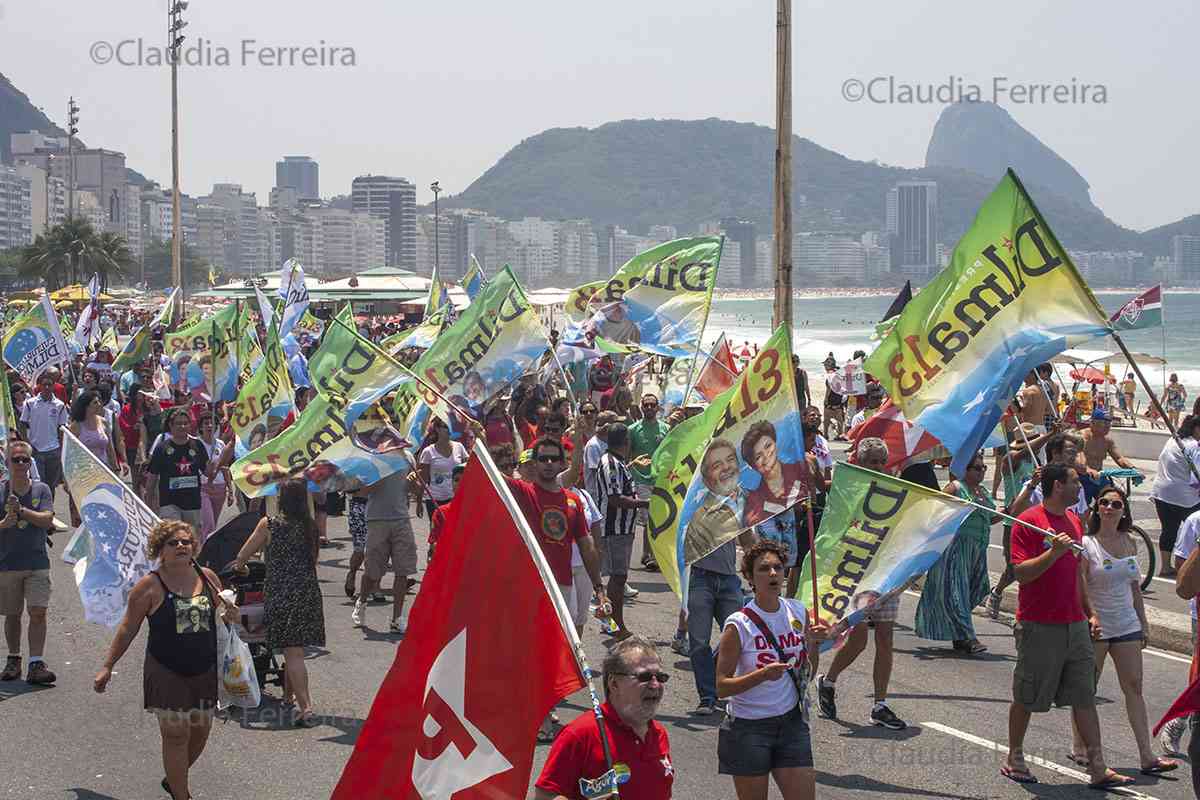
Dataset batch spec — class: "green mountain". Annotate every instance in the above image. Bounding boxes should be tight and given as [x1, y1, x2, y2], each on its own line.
[446, 117, 1169, 255]
[0, 72, 66, 163]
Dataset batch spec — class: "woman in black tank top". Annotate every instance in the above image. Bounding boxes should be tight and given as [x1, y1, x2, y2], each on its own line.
[93, 520, 234, 800]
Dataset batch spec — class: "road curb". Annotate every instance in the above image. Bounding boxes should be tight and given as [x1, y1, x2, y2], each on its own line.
[979, 571, 1194, 656]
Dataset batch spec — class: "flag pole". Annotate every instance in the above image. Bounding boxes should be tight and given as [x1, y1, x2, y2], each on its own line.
[471, 439, 617, 781]
[1112, 331, 1200, 487]
[548, 345, 579, 410]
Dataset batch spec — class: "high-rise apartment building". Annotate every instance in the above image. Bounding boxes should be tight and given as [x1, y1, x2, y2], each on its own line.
[351, 175, 416, 270]
[275, 156, 319, 201]
[720, 218, 758, 287]
[0, 165, 33, 251]
[886, 181, 938, 280]
[1174, 235, 1200, 283]
[14, 163, 66, 237]
[795, 233, 868, 285]
[200, 184, 260, 274]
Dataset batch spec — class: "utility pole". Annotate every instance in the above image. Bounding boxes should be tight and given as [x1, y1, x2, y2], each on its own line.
[772, 0, 793, 331]
[66, 98, 78, 223]
[169, 1, 188, 319]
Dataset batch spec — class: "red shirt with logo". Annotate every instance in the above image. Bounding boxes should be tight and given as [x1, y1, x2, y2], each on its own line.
[1011, 504, 1085, 624]
[506, 478, 586, 586]
[535, 701, 673, 800]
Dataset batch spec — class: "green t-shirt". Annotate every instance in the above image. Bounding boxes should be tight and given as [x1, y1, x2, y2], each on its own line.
[628, 418, 667, 485]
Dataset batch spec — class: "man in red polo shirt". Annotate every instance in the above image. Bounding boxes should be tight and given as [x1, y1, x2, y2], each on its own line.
[535, 636, 673, 800]
[1003, 462, 1133, 790]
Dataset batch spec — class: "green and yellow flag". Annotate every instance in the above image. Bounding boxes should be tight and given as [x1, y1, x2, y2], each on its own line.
[229, 320, 294, 457]
[113, 289, 179, 373]
[864, 170, 1110, 476]
[648, 325, 805, 598]
[2, 295, 73, 384]
[565, 237, 722, 357]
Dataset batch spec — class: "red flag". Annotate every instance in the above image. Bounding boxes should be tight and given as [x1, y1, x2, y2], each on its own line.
[846, 400, 939, 472]
[695, 334, 739, 401]
[332, 452, 584, 799]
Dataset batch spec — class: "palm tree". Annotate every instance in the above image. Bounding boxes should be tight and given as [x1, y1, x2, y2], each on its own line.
[18, 219, 133, 291]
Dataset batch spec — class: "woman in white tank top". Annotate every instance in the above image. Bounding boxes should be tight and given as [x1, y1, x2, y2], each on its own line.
[1069, 485, 1177, 775]
[715, 539, 829, 800]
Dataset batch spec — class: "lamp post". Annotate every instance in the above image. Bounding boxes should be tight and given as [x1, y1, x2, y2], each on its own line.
[66, 98, 78, 223]
[168, 0, 188, 317]
[772, 0, 793, 331]
[430, 180, 441, 276]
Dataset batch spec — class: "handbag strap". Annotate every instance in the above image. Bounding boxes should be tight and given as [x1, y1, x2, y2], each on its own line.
[741, 604, 807, 695]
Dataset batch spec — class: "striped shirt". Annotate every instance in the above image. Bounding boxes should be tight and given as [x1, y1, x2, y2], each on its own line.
[596, 451, 638, 538]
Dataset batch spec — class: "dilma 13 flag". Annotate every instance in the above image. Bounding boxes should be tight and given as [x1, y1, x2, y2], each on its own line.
[1109, 285, 1163, 331]
[864, 169, 1111, 476]
[2, 294, 72, 384]
[332, 445, 583, 800]
[796, 462, 972, 628]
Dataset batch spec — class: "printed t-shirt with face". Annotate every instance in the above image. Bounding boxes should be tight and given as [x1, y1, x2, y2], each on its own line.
[809, 433, 834, 471]
[418, 440, 469, 502]
[508, 478, 587, 587]
[1010, 505, 1085, 624]
[148, 436, 209, 511]
[722, 597, 809, 720]
[1173, 509, 1200, 620]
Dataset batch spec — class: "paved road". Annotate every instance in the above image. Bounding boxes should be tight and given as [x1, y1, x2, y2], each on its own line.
[4, 473, 1198, 799]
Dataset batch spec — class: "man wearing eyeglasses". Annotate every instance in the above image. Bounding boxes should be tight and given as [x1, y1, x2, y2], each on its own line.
[0, 441, 58, 685]
[535, 635, 673, 799]
[629, 393, 666, 572]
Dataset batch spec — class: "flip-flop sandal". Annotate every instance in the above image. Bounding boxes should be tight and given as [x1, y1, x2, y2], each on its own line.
[1140, 758, 1179, 775]
[1000, 764, 1038, 784]
[1066, 753, 1090, 768]
[964, 639, 988, 655]
[1088, 772, 1135, 790]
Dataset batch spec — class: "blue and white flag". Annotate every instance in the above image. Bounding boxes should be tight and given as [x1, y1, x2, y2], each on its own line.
[277, 259, 309, 340]
[61, 429, 158, 627]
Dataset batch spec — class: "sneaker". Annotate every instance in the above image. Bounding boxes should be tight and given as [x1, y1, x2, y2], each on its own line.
[389, 619, 406, 635]
[1159, 715, 1187, 756]
[869, 702, 907, 730]
[370, 592, 388, 604]
[351, 598, 366, 628]
[694, 701, 716, 716]
[1, 656, 20, 681]
[670, 631, 689, 656]
[25, 661, 56, 685]
[816, 674, 837, 719]
[624, 584, 639, 600]
[986, 590, 1002, 620]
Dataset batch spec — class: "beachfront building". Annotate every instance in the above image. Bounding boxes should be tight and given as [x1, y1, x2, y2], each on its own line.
[0, 164, 33, 250]
[795, 232, 867, 286]
[886, 181, 939, 282]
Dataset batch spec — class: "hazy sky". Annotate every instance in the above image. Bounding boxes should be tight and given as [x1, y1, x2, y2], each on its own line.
[6, 1, 1196, 231]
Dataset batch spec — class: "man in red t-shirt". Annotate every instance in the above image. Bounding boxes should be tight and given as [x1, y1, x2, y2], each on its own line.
[535, 636, 673, 800]
[506, 436, 606, 624]
[1004, 463, 1133, 790]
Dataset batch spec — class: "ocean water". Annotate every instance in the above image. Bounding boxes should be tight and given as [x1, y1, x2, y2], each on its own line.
[704, 291, 1200, 398]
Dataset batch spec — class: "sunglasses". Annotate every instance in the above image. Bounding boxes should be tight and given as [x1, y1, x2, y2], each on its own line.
[1097, 498, 1125, 509]
[615, 670, 670, 685]
[165, 538, 195, 549]
[536, 455, 563, 464]
[580, 409, 597, 416]
[10, 456, 31, 464]
[642, 404, 659, 410]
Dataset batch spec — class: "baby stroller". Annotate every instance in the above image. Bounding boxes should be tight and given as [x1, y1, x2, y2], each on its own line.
[196, 511, 284, 691]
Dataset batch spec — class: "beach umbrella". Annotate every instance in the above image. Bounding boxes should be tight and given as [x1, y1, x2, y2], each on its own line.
[1070, 366, 1115, 385]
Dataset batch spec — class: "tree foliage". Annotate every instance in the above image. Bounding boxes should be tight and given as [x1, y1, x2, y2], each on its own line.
[18, 218, 134, 291]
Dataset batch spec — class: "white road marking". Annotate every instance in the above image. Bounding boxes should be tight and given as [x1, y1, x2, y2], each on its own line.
[922, 721, 1162, 799]
[1143, 647, 1192, 665]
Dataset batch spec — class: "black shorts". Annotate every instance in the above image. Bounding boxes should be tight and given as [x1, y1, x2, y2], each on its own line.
[718, 707, 813, 776]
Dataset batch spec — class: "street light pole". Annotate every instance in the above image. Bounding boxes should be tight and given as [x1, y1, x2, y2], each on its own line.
[430, 180, 441, 276]
[168, 1, 188, 319]
[772, 0, 793, 332]
[66, 98, 78, 224]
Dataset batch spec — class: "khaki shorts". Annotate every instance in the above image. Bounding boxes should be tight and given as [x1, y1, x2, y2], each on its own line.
[365, 518, 417, 581]
[1012, 620, 1096, 712]
[0, 569, 52, 615]
[160, 505, 204, 532]
[599, 534, 634, 577]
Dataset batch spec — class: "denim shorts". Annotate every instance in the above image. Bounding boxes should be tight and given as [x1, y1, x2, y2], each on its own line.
[1100, 630, 1145, 645]
[718, 707, 813, 776]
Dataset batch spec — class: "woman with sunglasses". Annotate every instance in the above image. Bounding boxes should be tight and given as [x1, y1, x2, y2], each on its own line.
[716, 540, 829, 800]
[1067, 485, 1178, 775]
[94, 520, 236, 800]
[915, 452, 996, 655]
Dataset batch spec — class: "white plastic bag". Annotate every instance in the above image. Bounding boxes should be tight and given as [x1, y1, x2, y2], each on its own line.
[216, 617, 261, 710]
